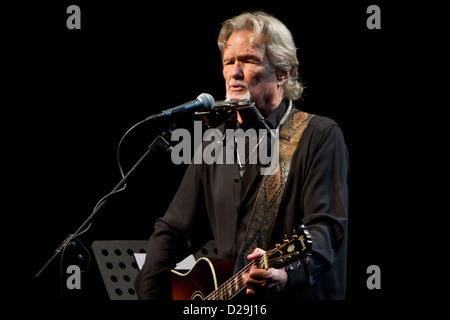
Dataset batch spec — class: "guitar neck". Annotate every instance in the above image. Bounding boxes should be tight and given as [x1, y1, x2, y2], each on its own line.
[203, 225, 312, 300]
[205, 255, 267, 300]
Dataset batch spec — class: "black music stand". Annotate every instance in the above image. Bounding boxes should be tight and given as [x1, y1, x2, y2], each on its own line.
[92, 239, 218, 300]
[91, 240, 148, 300]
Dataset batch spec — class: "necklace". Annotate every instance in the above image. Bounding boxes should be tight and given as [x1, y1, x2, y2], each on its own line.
[235, 134, 266, 177]
[233, 99, 294, 178]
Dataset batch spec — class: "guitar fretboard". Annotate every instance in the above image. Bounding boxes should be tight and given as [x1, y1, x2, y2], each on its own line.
[205, 254, 267, 300]
[202, 226, 310, 300]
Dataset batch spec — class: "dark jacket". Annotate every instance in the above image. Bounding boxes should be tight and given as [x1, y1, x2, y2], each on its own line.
[134, 101, 349, 300]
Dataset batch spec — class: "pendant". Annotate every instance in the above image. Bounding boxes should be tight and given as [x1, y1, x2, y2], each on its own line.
[239, 168, 246, 178]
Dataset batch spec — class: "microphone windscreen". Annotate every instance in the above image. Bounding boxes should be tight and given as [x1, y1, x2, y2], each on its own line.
[197, 93, 215, 111]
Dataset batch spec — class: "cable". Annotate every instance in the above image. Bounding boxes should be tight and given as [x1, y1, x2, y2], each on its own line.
[116, 118, 151, 179]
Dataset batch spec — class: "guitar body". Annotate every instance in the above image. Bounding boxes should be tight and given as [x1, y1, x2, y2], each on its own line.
[171, 257, 235, 300]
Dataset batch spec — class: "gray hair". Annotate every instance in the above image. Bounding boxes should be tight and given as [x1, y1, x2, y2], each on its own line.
[218, 11, 303, 101]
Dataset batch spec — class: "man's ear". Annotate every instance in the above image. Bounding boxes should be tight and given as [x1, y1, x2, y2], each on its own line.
[276, 69, 290, 86]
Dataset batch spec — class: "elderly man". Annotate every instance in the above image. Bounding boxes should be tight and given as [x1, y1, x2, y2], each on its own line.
[134, 11, 349, 300]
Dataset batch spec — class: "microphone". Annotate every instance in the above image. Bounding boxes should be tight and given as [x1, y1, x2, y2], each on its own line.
[145, 93, 215, 120]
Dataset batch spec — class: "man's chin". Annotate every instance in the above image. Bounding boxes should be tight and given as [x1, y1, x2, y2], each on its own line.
[226, 92, 251, 101]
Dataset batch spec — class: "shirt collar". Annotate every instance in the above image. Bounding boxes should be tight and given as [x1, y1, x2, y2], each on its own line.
[263, 99, 287, 129]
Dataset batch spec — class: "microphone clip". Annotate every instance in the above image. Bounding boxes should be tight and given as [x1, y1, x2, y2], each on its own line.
[214, 99, 252, 109]
[195, 99, 253, 116]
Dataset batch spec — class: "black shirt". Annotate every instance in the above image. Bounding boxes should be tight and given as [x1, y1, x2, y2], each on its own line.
[134, 100, 349, 300]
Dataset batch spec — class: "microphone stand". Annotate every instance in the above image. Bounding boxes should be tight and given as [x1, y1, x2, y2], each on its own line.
[35, 123, 176, 280]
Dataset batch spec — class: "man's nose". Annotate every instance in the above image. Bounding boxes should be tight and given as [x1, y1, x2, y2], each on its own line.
[230, 62, 244, 80]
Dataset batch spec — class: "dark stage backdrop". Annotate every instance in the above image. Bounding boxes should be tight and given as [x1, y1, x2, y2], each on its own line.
[5, 0, 417, 309]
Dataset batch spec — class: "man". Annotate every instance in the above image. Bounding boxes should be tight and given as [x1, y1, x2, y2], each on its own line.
[134, 11, 349, 300]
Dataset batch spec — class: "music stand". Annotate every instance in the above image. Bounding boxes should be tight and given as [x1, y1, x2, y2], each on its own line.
[92, 239, 218, 300]
[91, 240, 148, 300]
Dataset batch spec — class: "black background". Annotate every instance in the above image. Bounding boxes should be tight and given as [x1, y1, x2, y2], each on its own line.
[4, 0, 422, 313]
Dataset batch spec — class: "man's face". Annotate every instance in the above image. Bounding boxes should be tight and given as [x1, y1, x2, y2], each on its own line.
[222, 30, 282, 117]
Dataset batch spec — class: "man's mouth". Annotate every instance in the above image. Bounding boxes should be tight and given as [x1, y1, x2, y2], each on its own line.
[228, 81, 248, 91]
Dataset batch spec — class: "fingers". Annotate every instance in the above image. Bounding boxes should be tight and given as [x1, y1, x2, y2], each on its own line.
[243, 265, 270, 295]
[247, 248, 266, 261]
[246, 284, 256, 295]
[245, 248, 280, 295]
[243, 258, 289, 295]
[245, 248, 268, 295]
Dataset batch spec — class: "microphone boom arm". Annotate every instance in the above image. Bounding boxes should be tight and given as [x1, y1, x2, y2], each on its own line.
[35, 123, 176, 280]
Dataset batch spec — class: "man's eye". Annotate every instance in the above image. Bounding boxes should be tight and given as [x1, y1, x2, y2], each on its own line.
[245, 58, 259, 64]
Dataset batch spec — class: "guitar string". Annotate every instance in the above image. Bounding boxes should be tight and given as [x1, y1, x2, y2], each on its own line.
[207, 249, 276, 300]
[220, 257, 286, 300]
[205, 247, 281, 300]
[206, 261, 253, 300]
[206, 263, 249, 300]
[206, 246, 304, 300]
[213, 246, 286, 300]
[216, 252, 284, 300]
[206, 256, 261, 300]
[205, 227, 310, 299]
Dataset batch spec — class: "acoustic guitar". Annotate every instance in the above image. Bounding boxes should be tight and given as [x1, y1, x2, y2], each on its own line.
[171, 225, 312, 300]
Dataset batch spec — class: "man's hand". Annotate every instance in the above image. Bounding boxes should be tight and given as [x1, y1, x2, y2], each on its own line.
[243, 248, 288, 295]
